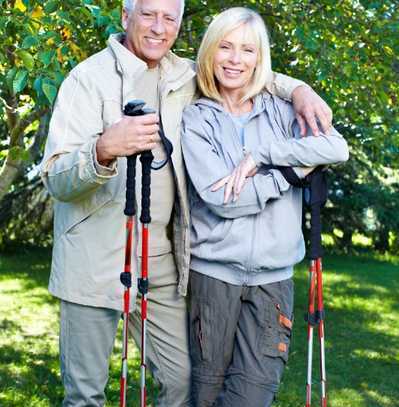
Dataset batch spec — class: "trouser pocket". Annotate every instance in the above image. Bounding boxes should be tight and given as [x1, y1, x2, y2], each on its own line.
[189, 297, 212, 364]
[260, 279, 294, 363]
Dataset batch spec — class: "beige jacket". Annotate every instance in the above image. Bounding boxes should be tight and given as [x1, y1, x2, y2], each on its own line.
[41, 34, 305, 311]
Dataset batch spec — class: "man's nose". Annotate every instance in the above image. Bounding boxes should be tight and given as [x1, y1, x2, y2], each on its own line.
[151, 16, 166, 35]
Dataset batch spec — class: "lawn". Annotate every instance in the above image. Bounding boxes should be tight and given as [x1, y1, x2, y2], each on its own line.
[0, 248, 398, 406]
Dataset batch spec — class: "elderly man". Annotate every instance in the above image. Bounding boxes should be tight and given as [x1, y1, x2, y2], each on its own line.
[41, 0, 332, 406]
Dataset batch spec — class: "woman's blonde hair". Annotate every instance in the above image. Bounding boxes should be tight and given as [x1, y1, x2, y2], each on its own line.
[196, 7, 273, 103]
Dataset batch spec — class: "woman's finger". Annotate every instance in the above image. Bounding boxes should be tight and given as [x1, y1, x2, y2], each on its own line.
[211, 175, 230, 192]
[224, 173, 236, 204]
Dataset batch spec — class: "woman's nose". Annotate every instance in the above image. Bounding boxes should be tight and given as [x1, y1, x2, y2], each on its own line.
[229, 49, 241, 64]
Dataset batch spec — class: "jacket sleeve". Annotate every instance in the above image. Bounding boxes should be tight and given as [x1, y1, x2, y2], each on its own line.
[181, 106, 290, 219]
[40, 70, 118, 202]
[252, 116, 349, 168]
[267, 72, 308, 101]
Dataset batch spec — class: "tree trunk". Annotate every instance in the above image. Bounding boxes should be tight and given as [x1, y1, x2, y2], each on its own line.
[0, 157, 23, 202]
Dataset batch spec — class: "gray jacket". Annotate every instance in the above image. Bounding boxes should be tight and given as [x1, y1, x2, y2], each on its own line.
[181, 93, 349, 284]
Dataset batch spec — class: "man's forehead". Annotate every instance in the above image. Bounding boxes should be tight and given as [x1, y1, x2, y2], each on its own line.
[137, 0, 181, 15]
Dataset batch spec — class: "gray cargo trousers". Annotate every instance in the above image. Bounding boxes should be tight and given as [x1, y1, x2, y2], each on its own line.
[59, 254, 191, 407]
[189, 271, 294, 407]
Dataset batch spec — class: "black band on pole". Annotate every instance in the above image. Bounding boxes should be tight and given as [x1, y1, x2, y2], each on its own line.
[140, 151, 153, 224]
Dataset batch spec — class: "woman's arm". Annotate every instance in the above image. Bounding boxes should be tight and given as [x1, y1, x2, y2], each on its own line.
[251, 124, 349, 168]
[181, 106, 291, 219]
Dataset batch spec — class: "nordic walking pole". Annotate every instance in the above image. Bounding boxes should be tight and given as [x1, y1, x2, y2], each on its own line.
[119, 100, 149, 407]
[305, 168, 328, 407]
[138, 148, 153, 407]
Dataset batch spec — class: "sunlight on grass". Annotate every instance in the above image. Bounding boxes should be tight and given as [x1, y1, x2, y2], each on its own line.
[1, 249, 398, 406]
[329, 388, 365, 407]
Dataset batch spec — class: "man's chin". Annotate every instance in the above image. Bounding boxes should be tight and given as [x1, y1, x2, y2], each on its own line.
[143, 52, 169, 67]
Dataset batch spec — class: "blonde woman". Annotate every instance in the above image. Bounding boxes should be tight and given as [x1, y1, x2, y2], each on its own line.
[181, 7, 349, 407]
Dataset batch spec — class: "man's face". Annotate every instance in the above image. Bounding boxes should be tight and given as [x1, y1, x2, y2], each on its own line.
[122, 0, 181, 68]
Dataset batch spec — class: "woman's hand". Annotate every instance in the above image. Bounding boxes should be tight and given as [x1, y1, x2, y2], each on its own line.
[211, 153, 258, 203]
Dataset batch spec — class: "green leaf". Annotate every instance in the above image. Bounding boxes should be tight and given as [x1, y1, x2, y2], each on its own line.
[17, 50, 35, 70]
[44, 1, 58, 13]
[21, 35, 39, 49]
[42, 82, 58, 105]
[6, 67, 17, 93]
[38, 50, 55, 67]
[13, 70, 28, 94]
[33, 76, 43, 95]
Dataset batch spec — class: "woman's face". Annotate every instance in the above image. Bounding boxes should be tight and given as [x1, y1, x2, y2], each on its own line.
[213, 24, 259, 96]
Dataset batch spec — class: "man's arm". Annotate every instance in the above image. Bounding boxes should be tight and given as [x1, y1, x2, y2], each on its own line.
[41, 71, 160, 203]
[268, 72, 333, 137]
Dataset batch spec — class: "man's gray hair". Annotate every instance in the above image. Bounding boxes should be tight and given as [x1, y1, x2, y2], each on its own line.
[123, 0, 185, 22]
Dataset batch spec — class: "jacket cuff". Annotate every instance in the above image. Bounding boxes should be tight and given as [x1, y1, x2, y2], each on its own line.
[269, 72, 310, 101]
[293, 167, 306, 179]
[91, 140, 118, 178]
[251, 142, 271, 167]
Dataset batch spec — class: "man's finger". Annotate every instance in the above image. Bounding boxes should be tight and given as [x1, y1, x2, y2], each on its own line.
[303, 110, 320, 137]
[126, 113, 159, 125]
[139, 124, 160, 135]
[296, 113, 307, 137]
[318, 106, 333, 134]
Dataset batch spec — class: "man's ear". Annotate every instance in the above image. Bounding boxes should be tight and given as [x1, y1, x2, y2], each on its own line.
[122, 8, 129, 30]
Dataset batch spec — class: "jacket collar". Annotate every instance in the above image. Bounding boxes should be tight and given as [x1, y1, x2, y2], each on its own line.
[194, 91, 272, 119]
[107, 33, 195, 94]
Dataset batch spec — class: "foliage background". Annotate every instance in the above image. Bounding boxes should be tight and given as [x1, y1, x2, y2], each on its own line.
[0, 0, 398, 251]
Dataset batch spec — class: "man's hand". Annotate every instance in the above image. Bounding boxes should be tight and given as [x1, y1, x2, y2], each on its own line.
[96, 113, 161, 166]
[292, 85, 332, 137]
[211, 154, 257, 203]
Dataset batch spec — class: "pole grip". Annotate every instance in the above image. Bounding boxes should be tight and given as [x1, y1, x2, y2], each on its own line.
[305, 168, 328, 259]
[124, 155, 137, 216]
[309, 204, 322, 259]
[140, 151, 153, 224]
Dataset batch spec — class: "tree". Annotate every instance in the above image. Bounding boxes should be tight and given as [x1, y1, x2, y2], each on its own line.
[0, 0, 398, 251]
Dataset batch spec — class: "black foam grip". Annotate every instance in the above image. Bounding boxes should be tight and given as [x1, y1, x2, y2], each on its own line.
[309, 203, 323, 259]
[140, 151, 154, 224]
[124, 155, 137, 216]
[305, 167, 328, 207]
[123, 100, 146, 216]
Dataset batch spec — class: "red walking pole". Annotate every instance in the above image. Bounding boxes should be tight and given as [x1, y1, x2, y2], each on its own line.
[119, 100, 153, 407]
[304, 168, 328, 407]
[138, 149, 153, 406]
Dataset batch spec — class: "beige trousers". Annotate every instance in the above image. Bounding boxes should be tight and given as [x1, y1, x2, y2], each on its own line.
[60, 254, 191, 407]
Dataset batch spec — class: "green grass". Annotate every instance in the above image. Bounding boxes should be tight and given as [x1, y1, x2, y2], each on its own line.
[0, 248, 398, 406]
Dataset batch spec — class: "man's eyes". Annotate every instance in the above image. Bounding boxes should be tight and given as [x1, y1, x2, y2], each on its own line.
[141, 12, 177, 23]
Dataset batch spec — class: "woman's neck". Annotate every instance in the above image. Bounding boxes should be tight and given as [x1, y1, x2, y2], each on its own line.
[220, 89, 253, 115]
